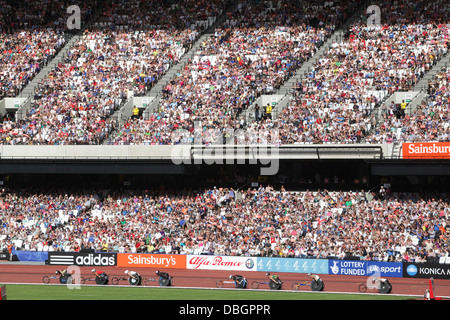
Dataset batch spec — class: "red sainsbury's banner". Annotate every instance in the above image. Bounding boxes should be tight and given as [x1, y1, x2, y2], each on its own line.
[117, 253, 186, 269]
[402, 142, 450, 159]
[187, 255, 257, 271]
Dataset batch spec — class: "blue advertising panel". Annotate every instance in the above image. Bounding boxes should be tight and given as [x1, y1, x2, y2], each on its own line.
[366, 261, 403, 278]
[328, 260, 403, 277]
[329, 260, 367, 276]
[10, 250, 48, 262]
[257, 257, 328, 274]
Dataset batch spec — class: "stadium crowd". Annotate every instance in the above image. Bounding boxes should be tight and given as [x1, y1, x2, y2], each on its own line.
[0, 0, 229, 145]
[1, 185, 449, 263]
[256, 0, 450, 145]
[106, 0, 359, 145]
[365, 67, 450, 144]
[0, 0, 450, 266]
[105, 0, 450, 146]
[0, 0, 101, 99]
[0, 29, 65, 99]
[0, 0, 448, 146]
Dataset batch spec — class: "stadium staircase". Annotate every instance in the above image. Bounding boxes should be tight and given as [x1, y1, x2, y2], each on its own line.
[103, 0, 240, 143]
[413, 51, 450, 92]
[397, 50, 450, 118]
[18, 35, 80, 100]
[389, 141, 402, 159]
[242, 28, 347, 123]
[274, 28, 347, 98]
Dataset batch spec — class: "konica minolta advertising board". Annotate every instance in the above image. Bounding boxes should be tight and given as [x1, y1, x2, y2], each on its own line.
[403, 262, 450, 279]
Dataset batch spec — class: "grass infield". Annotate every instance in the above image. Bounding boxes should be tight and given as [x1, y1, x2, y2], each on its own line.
[3, 284, 413, 300]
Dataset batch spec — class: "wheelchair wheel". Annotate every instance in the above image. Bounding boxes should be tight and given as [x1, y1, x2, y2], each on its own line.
[251, 281, 260, 289]
[378, 281, 392, 294]
[216, 280, 224, 288]
[311, 280, 324, 291]
[59, 274, 72, 284]
[269, 280, 282, 290]
[291, 282, 299, 290]
[129, 275, 142, 286]
[43, 276, 50, 284]
[358, 283, 367, 293]
[111, 277, 120, 285]
[236, 278, 247, 289]
[158, 277, 172, 287]
[95, 273, 109, 285]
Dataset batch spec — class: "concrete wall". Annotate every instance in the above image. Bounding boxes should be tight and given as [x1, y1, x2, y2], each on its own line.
[0, 144, 387, 161]
[0, 97, 29, 118]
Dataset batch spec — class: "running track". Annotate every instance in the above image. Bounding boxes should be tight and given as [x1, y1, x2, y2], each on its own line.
[2, 263, 450, 299]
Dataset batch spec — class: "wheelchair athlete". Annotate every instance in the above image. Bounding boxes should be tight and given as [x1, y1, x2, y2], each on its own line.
[156, 270, 173, 286]
[229, 274, 248, 289]
[125, 270, 142, 286]
[91, 269, 109, 285]
[266, 272, 282, 290]
[308, 273, 325, 291]
[55, 269, 72, 284]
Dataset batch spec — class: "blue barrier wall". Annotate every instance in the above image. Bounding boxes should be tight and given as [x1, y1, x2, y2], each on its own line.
[257, 257, 328, 274]
[255, 257, 403, 278]
[366, 261, 403, 278]
[7, 251, 414, 279]
[12, 250, 48, 262]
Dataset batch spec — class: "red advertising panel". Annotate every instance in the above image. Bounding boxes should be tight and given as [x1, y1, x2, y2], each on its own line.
[402, 142, 450, 159]
[117, 253, 186, 269]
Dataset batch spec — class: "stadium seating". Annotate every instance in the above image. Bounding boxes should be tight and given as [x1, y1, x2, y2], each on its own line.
[107, 0, 360, 145]
[1, 0, 448, 146]
[0, 0, 450, 264]
[0, 0, 228, 145]
[265, 0, 450, 144]
[1, 187, 449, 262]
[0, 0, 101, 99]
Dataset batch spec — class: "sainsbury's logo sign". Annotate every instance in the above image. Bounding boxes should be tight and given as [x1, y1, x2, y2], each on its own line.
[402, 142, 450, 159]
[117, 253, 186, 269]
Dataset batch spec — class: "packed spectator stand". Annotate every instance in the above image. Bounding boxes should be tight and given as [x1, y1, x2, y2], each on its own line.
[0, 0, 450, 266]
[106, 0, 360, 145]
[0, 0, 101, 99]
[1, 186, 449, 264]
[260, 0, 450, 145]
[0, 0, 229, 145]
[0, 0, 448, 146]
